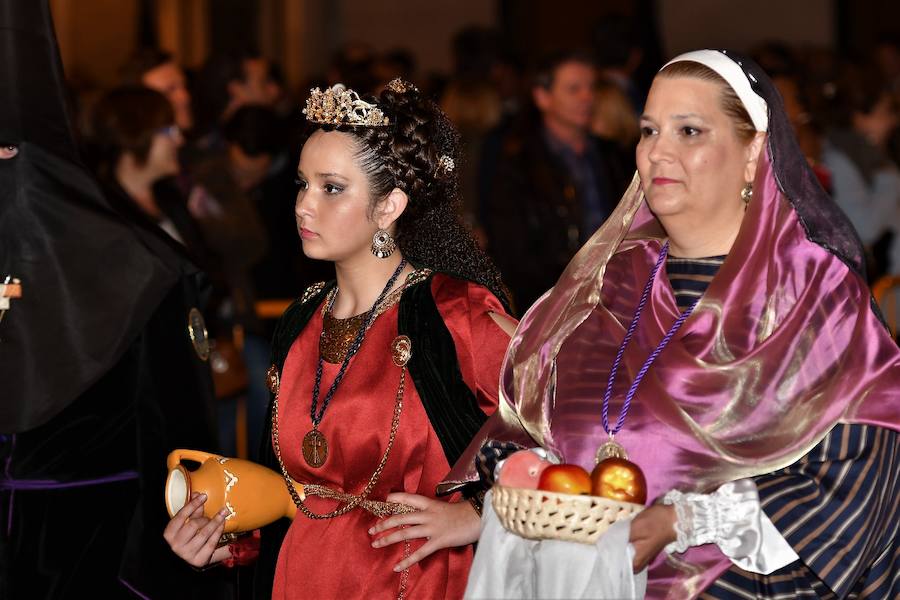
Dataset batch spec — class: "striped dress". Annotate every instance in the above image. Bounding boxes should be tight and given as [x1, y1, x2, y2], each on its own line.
[668, 257, 900, 599]
[666, 255, 726, 312]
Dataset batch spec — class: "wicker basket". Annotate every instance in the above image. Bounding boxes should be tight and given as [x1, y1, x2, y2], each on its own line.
[491, 485, 644, 544]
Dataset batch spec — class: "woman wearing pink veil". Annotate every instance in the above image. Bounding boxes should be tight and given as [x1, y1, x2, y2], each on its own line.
[445, 50, 899, 598]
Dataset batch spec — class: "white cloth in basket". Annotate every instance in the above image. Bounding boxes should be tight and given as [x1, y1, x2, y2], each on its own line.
[465, 490, 648, 599]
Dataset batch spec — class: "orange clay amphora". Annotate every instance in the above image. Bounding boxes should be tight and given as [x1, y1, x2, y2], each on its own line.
[165, 449, 305, 534]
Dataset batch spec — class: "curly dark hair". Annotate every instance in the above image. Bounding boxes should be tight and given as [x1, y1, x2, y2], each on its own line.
[308, 82, 512, 311]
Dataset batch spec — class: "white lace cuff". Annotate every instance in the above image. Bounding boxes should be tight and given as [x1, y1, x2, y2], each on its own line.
[661, 479, 798, 574]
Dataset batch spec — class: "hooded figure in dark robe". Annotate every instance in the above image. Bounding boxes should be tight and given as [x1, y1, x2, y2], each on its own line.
[0, 2, 225, 597]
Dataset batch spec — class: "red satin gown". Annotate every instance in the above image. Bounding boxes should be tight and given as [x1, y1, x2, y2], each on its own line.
[271, 274, 510, 599]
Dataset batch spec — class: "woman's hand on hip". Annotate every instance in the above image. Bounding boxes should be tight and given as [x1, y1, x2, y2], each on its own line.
[163, 492, 231, 568]
[368, 492, 481, 572]
[629, 503, 677, 572]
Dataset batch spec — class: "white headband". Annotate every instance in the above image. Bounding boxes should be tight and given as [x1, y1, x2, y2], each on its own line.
[662, 50, 768, 132]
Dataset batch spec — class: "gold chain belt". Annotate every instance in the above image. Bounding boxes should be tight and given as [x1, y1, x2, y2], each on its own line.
[302, 483, 418, 518]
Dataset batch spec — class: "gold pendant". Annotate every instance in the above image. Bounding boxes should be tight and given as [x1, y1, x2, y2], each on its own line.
[186, 307, 210, 361]
[302, 429, 328, 467]
[595, 437, 628, 464]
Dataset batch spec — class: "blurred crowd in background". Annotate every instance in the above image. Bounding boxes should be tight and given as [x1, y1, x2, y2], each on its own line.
[64, 19, 900, 456]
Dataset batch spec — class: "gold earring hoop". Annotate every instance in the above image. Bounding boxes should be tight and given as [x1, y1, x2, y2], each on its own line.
[741, 182, 753, 205]
[371, 229, 396, 259]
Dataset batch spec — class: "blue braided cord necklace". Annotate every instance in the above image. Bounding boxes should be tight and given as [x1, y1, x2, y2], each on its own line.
[597, 242, 699, 463]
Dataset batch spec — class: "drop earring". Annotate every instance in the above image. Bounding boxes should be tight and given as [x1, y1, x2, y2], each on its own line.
[371, 229, 396, 258]
[741, 182, 753, 205]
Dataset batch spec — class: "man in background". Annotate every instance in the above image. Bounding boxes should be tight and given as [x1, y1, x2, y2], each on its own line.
[486, 51, 629, 312]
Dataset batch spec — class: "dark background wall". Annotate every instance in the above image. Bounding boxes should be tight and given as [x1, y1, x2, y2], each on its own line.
[50, 0, 900, 94]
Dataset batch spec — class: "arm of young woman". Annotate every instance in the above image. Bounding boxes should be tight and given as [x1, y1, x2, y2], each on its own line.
[368, 277, 517, 571]
[368, 493, 482, 572]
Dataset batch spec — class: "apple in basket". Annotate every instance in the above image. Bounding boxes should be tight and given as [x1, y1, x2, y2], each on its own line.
[590, 457, 647, 504]
[537, 464, 592, 495]
[497, 449, 553, 489]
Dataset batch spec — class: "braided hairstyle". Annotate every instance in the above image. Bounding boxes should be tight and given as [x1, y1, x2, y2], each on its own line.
[309, 81, 511, 311]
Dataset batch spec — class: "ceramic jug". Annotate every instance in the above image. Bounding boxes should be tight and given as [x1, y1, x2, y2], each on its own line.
[165, 449, 304, 534]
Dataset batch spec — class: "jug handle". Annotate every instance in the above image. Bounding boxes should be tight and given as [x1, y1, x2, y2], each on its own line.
[166, 449, 221, 471]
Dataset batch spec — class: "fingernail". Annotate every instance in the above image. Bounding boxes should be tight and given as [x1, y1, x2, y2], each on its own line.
[368, 528, 374, 534]
[393, 565, 401, 572]
[199, 493, 207, 500]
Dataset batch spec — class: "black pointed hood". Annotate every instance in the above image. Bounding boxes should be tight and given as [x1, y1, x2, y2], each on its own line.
[0, 1, 78, 161]
[0, 0, 192, 432]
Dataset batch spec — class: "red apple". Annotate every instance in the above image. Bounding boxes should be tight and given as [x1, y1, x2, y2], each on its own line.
[590, 457, 647, 504]
[497, 450, 552, 489]
[538, 464, 592, 495]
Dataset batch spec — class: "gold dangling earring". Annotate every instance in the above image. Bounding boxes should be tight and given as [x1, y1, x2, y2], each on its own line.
[371, 229, 396, 259]
[741, 182, 753, 207]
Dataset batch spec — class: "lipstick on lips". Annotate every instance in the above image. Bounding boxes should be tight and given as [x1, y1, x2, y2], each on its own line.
[651, 177, 679, 185]
[299, 227, 318, 240]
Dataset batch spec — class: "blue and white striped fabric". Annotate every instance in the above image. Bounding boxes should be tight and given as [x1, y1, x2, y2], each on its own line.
[666, 255, 727, 312]
[703, 423, 899, 599]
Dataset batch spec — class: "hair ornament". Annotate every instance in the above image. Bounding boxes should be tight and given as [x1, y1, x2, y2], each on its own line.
[303, 84, 390, 127]
[437, 154, 455, 175]
[385, 78, 418, 94]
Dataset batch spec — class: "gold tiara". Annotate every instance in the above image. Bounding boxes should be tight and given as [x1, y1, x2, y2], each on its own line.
[303, 84, 390, 127]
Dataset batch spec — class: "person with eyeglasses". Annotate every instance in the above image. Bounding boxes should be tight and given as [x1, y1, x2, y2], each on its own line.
[90, 87, 267, 433]
[90, 86, 215, 263]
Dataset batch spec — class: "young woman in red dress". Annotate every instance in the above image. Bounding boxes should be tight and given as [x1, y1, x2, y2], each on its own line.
[164, 79, 517, 599]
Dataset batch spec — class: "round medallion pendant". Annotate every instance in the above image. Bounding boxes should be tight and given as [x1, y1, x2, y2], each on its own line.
[391, 335, 412, 367]
[302, 429, 328, 468]
[595, 438, 628, 464]
[187, 308, 210, 361]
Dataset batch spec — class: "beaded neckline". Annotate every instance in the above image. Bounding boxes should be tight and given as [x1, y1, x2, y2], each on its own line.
[318, 268, 432, 363]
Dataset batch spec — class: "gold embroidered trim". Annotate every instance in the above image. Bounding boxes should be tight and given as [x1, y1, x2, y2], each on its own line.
[300, 281, 327, 305]
[403, 267, 433, 288]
